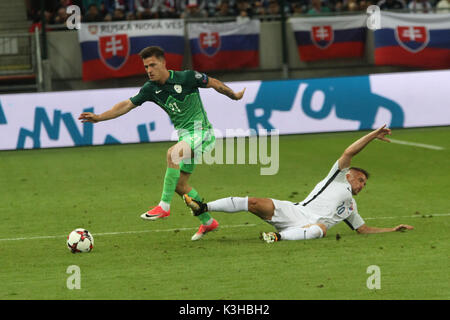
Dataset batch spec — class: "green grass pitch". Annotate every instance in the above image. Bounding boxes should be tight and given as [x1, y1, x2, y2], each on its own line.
[0, 126, 449, 300]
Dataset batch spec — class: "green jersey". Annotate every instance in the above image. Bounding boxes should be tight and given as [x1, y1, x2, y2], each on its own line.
[130, 70, 212, 132]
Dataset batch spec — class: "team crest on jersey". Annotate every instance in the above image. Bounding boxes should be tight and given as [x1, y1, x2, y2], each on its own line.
[98, 34, 130, 70]
[311, 25, 334, 49]
[395, 26, 429, 53]
[174, 84, 182, 93]
[199, 32, 221, 57]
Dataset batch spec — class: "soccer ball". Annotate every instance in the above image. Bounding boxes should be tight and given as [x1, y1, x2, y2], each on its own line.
[67, 228, 94, 253]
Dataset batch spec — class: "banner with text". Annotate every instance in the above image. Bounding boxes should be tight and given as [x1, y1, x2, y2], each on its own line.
[0, 70, 449, 151]
[78, 19, 185, 81]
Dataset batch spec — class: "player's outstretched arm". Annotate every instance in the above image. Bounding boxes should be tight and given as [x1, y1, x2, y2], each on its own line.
[78, 99, 136, 123]
[207, 77, 245, 101]
[338, 125, 392, 169]
[356, 224, 414, 234]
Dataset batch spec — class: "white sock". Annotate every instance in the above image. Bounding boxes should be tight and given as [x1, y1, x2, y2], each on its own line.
[158, 201, 170, 211]
[279, 225, 323, 241]
[207, 197, 248, 213]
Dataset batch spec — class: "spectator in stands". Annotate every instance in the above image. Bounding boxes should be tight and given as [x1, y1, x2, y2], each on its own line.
[56, 0, 74, 11]
[180, 0, 208, 18]
[27, 0, 56, 23]
[104, 0, 135, 19]
[307, 0, 331, 14]
[408, 0, 432, 12]
[204, 0, 220, 16]
[359, 0, 374, 11]
[281, 0, 293, 13]
[29, 10, 53, 32]
[160, 0, 182, 18]
[347, 0, 361, 10]
[267, 0, 281, 14]
[135, 0, 160, 19]
[237, 8, 251, 22]
[333, 0, 344, 12]
[215, 1, 236, 16]
[291, 1, 305, 14]
[181, 0, 207, 12]
[252, 0, 267, 16]
[83, 3, 104, 21]
[104, 7, 128, 20]
[234, 0, 252, 16]
[83, 0, 105, 12]
[259, 0, 281, 20]
[377, 0, 406, 10]
[53, 6, 70, 24]
[436, 0, 450, 12]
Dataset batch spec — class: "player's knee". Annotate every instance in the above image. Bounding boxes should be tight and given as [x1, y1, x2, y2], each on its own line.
[167, 146, 182, 165]
[247, 197, 258, 211]
[168, 143, 192, 166]
[248, 197, 274, 220]
[166, 147, 176, 165]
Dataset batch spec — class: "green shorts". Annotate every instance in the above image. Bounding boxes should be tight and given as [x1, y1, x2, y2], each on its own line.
[178, 128, 215, 174]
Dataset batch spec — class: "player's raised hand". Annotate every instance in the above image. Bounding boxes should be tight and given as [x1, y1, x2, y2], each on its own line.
[233, 88, 246, 100]
[78, 112, 100, 123]
[373, 124, 392, 142]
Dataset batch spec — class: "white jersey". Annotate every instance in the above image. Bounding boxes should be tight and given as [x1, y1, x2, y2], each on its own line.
[298, 160, 365, 230]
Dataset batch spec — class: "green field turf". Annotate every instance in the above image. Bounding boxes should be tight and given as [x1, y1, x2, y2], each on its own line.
[0, 126, 449, 300]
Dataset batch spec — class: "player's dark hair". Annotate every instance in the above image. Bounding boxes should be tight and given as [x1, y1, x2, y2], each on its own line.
[350, 167, 370, 179]
[139, 46, 165, 60]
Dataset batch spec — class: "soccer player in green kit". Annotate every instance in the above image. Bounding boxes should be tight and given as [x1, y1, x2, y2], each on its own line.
[78, 46, 245, 240]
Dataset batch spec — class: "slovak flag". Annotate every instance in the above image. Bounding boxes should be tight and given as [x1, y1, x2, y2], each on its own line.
[290, 15, 367, 62]
[374, 12, 450, 69]
[78, 20, 185, 81]
[188, 20, 260, 71]
[98, 34, 129, 70]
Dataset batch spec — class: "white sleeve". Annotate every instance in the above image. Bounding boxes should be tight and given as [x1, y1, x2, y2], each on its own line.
[325, 160, 348, 183]
[344, 199, 365, 230]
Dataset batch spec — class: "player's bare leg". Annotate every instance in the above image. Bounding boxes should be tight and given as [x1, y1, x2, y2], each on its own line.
[247, 197, 275, 220]
[141, 141, 192, 220]
[173, 154, 218, 240]
[175, 171, 192, 196]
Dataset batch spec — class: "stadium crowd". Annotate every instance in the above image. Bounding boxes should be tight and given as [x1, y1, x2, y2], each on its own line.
[26, 0, 450, 27]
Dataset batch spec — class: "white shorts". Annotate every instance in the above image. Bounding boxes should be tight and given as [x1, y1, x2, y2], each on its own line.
[265, 199, 314, 232]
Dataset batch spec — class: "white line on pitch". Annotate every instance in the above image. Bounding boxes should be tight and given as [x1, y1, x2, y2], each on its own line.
[0, 213, 449, 242]
[388, 138, 445, 150]
[0, 223, 256, 242]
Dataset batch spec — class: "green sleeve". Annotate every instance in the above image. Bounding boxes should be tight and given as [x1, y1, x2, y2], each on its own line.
[185, 70, 209, 89]
[130, 83, 154, 106]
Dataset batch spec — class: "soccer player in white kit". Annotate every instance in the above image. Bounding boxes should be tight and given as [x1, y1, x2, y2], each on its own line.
[183, 125, 414, 242]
